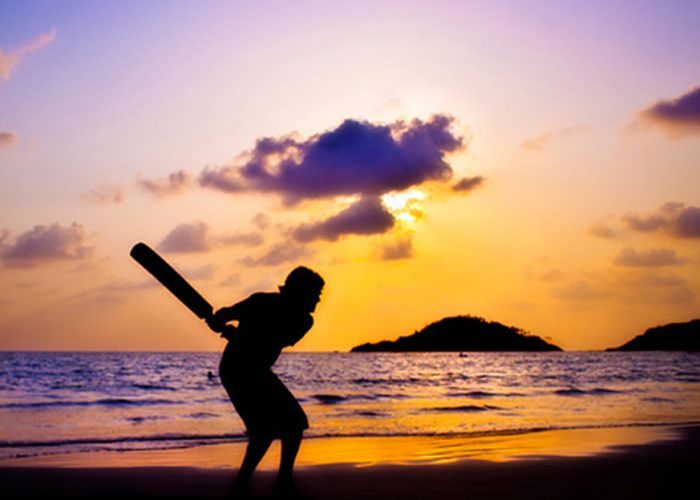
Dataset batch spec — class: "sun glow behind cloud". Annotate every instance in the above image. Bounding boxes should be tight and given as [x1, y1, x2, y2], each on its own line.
[382, 189, 426, 227]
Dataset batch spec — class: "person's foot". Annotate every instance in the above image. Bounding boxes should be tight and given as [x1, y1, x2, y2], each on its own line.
[273, 479, 313, 499]
[228, 477, 254, 499]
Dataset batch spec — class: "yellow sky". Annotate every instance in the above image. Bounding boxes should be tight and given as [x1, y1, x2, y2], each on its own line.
[1, 2, 699, 351]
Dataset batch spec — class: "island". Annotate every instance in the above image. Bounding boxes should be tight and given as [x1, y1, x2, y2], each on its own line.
[351, 315, 561, 352]
[608, 319, 700, 351]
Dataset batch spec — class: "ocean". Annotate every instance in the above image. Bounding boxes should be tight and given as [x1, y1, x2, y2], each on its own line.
[1, 351, 699, 462]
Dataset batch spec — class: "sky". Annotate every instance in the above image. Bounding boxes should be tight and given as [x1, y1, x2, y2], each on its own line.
[1, 0, 699, 351]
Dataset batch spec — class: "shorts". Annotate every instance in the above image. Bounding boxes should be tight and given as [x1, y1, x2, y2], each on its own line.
[219, 353, 308, 438]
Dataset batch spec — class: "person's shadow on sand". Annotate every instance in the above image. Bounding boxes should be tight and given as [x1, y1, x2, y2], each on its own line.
[207, 266, 324, 498]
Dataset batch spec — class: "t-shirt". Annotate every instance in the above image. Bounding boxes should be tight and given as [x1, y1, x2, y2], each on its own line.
[224, 292, 313, 368]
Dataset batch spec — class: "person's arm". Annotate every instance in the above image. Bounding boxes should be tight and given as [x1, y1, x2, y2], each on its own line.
[206, 295, 254, 337]
[283, 314, 314, 347]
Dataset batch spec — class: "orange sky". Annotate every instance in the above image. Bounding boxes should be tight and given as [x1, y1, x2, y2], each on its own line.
[1, 2, 699, 351]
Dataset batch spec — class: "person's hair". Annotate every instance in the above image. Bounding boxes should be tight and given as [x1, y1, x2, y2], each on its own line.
[283, 266, 325, 292]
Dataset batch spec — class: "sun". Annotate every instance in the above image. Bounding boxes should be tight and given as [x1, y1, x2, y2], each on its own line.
[381, 189, 426, 226]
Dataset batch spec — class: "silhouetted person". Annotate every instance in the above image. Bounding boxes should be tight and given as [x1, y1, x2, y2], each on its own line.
[207, 266, 325, 498]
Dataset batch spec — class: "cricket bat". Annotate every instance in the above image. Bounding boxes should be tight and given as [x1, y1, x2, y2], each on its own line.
[130, 242, 233, 337]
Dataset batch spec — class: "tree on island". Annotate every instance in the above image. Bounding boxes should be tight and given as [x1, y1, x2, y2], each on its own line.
[351, 315, 561, 352]
[608, 319, 700, 351]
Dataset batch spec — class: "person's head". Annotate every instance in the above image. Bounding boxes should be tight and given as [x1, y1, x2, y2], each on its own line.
[280, 266, 325, 313]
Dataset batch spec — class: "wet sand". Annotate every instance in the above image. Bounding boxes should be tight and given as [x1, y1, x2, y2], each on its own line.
[2, 425, 698, 498]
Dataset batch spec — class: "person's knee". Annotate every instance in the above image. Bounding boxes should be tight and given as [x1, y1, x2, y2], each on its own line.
[281, 429, 303, 444]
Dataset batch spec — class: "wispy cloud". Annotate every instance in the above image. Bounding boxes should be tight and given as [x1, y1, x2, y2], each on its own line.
[82, 184, 125, 204]
[157, 222, 211, 253]
[157, 221, 264, 253]
[136, 170, 192, 198]
[612, 246, 685, 268]
[1, 222, 93, 267]
[589, 222, 619, 239]
[379, 237, 413, 260]
[0, 29, 56, 81]
[452, 176, 485, 193]
[522, 126, 584, 152]
[0, 131, 18, 148]
[241, 243, 312, 267]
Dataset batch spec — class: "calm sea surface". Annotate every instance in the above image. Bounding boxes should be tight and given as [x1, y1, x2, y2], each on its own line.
[0, 351, 699, 461]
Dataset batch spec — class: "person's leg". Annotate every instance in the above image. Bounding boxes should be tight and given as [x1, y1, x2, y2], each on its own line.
[275, 429, 303, 493]
[232, 433, 273, 495]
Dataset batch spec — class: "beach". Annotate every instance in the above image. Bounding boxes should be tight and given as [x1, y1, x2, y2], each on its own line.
[2, 424, 698, 498]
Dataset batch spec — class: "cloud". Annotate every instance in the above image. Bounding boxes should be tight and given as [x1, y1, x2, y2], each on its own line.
[217, 231, 264, 247]
[252, 213, 270, 230]
[219, 274, 241, 287]
[157, 221, 265, 253]
[623, 202, 700, 238]
[539, 269, 564, 282]
[293, 197, 395, 242]
[615, 271, 695, 305]
[638, 85, 700, 136]
[380, 237, 413, 260]
[82, 184, 125, 204]
[525, 265, 564, 282]
[612, 246, 685, 268]
[241, 243, 312, 267]
[0, 29, 56, 81]
[180, 263, 216, 281]
[71, 279, 158, 306]
[199, 114, 464, 204]
[157, 222, 210, 253]
[1, 223, 93, 267]
[0, 131, 18, 148]
[589, 222, 618, 239]
[137, 170, 192, 197]
[551, 280, 604, 300]
[522, 126, 584, 151]
[452, 176, 484, 193]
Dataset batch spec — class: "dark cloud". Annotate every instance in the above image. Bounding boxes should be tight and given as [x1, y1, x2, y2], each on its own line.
[640, 85, 700, 136]
[1, 223, 93, 267]
[623, 202, 700, 238]
[452, 176, 484, 193]
[241, 243, 312, 267]
[612, 246, 685, 268]
[137, 170, 192, 197]
[82, 184, 125, 204]
[522, 126, 584, 151]
[380, 237, 413, 260]
[0, 131, 17, 148]
[199, 114, 464, 203]
[293, 197, 395, 242]
[157, 222, 210, 253]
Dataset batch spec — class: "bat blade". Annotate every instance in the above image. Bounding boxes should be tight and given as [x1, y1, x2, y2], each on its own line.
[130, 242, 213, 320]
